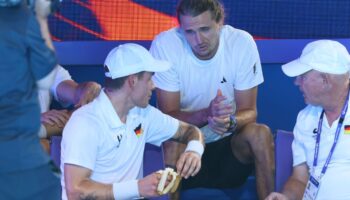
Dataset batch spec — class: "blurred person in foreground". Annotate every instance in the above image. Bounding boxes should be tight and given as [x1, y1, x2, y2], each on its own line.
[0, 0, 61, 199]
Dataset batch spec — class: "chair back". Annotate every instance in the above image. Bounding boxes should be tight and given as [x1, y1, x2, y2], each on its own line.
[275, 130, 294, 192]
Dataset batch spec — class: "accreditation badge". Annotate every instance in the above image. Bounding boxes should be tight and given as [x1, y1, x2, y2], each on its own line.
[303, 175, 320, 200]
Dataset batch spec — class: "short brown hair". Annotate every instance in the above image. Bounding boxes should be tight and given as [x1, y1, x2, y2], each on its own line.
[176, 0, 225, 24]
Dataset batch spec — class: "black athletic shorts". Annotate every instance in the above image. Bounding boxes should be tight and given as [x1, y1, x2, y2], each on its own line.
[182, 134, 254, 189]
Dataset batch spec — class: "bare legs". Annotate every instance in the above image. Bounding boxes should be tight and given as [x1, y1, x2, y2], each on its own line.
[231, 123, 275, 199]
[163, 123, 275, 200]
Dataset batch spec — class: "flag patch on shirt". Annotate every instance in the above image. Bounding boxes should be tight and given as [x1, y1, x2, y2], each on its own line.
[344, 125, 350, 134]
[134, 123, 143, 137]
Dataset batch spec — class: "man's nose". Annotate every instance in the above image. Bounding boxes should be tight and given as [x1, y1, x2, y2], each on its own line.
[194, 32, 203, 44]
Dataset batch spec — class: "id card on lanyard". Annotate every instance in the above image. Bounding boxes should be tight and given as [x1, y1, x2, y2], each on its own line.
[303, 175, 320, 200]
[303, 90, 350, 200]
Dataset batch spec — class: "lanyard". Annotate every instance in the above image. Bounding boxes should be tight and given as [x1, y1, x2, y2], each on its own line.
[312, 90, 350, 178]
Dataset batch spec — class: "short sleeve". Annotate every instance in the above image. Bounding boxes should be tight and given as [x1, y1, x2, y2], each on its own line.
[50, 65, 72, 102]
[144, 106, 179, 146]
[61, 113, 99, 170]
[234, 34, 264, 90]
[150, 36, 180, 92]
[292, 113, 307, 166]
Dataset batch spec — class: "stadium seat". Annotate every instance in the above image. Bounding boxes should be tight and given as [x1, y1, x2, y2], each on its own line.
[274, 130, 294, 192]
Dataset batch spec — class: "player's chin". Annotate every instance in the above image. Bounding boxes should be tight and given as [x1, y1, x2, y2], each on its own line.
[139, 101, 149, 108]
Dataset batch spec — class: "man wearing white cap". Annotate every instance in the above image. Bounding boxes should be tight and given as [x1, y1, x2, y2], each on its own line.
[60, 43, 204, 200]
[265, 40, 350, 200]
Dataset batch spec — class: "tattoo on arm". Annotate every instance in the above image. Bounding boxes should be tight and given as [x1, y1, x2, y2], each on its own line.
[172, 122, 201, 144]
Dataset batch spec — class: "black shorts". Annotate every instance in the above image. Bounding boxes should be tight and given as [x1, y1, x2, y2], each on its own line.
[182, 134, 254, 189]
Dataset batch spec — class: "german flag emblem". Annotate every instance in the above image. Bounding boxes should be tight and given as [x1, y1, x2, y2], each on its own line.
[134, 123, 143, 137]
[344, 125, 350, 135]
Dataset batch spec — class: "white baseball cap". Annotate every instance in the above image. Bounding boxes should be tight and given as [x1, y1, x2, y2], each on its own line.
[282, 40, 350, 77]
[104, 43, 171, 79]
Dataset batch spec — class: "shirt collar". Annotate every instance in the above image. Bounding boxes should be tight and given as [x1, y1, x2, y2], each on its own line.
[97, 89, 139, 129]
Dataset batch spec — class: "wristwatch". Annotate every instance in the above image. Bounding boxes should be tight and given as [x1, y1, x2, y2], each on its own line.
[228, 114, 237, 132]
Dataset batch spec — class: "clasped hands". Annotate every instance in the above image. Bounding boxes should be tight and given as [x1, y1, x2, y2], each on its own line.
[207, 89, 235, 135]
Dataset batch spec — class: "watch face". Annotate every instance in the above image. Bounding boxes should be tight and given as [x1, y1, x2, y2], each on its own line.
[229, 114, 237, 131]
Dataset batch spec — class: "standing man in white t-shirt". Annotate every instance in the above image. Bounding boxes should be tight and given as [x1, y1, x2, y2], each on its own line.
[265, 40, 350, 200]
[150, 0, 274, 199]
[38, 65, 101, 153]
[61, 43, 205, 200]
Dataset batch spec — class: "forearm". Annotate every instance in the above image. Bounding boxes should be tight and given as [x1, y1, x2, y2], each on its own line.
[167, 109, 209, 128]
[67, 180, 114, 200]
[43, 123, 63, 137]
[173, 122, 204, 146]
[235, 108, 257, 130]
[282, 178, 307, 200]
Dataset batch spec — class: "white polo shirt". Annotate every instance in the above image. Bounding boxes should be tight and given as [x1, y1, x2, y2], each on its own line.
[61, 90, 179, 200]
[293, 100, 350, 199]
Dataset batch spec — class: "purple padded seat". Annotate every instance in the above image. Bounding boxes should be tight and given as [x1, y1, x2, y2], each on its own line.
[274, 130, 294, 192]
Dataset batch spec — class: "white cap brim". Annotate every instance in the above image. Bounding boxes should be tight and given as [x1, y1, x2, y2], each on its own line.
[282, 58, 313, 77]
[144, 59, 171, 73]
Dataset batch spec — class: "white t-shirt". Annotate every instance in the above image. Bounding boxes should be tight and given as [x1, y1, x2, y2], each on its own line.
[293, 100, 350, 199]
[38, 65, 72, 113]
[61, 90, 179, 200]
[151, 25, 263, 143]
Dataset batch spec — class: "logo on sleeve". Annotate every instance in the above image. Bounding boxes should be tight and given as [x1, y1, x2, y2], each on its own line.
[220, 77, 227, 83]
[344, 125, 350, 134]
[134, 123, 143, 138]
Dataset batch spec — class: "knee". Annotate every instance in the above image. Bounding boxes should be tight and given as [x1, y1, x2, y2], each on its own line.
[243, 123, 273, 149]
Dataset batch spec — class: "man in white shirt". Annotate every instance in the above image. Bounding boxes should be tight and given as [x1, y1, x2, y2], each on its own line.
[151, 0, 274, 198]
[265, 40, 350, 200]
[61, 43, 205, 200]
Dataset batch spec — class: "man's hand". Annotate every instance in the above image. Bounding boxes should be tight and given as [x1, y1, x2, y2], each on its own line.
[208, 116, 231, 135]
[207, 89, 234, 134]
[74, 82, 101, 108]
[138, 173, 163, 198]
[41, 109, 70, 128]
[176, 151, 201, 179]
[265, 192, 288, 200]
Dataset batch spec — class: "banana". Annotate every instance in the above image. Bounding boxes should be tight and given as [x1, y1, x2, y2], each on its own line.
[156, 167, 181, 195]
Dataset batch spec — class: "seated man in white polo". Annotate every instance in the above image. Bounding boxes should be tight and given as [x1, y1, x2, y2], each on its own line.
[61, 43, 205, 200]
[265, 40, 350, 200]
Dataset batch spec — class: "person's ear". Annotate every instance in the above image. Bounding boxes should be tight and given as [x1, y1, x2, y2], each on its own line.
[127, 75, 138, 88]
[321, 73, 331, 90]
